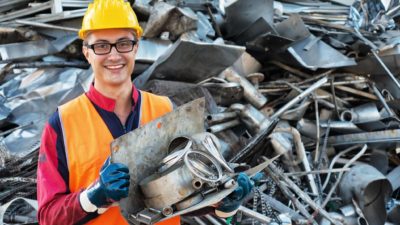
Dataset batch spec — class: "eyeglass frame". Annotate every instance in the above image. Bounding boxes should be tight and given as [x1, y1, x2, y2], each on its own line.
[84, 39, 138, 55]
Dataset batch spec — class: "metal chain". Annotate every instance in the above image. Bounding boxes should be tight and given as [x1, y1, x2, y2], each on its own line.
[252, 188, 259, 225]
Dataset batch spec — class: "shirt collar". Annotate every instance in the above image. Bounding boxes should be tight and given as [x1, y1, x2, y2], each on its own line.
[86, 83, 139, 112]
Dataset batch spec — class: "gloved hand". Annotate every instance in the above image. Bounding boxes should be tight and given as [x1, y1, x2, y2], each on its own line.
[79, 158, 130, 213]
[215, 172, 253, 218]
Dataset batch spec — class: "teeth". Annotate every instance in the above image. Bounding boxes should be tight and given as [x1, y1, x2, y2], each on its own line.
[106, 65, 123, 69]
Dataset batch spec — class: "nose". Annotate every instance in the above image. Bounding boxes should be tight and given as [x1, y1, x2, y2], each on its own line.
[107, 46, 122, 60]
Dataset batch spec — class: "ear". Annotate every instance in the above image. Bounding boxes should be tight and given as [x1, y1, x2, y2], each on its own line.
[133, 42, 139, 54]
[82, 46, 91, 64]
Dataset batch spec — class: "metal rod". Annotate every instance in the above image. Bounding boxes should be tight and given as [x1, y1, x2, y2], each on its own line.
[207, 119, 240, 133]
[15, 19, 79, 32]
[371, 83, 395, 117]
[204, 215, 223, 225]
[322, 144, 362, 191]
[259, 79, 368, 92]
[371, 50, 400, 90]
[335, 85, 378, 100]
[264, 164, 318, 225]
[271, 76, 328, 120]
[321, 145, 368, 208]
[285, 168, 350, 176]
[267, 161, 344, 225]
[238, 206, 272, 223]
[273, 127, 319, 198]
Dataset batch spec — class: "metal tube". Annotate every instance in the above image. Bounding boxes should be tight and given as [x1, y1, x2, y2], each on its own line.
[238, 206, 272, 223]
[193, 217, 207, 225]
[271, 77, 328, 120]
[328, 129, 400, 146]
[322, 145, 362, 191]
[15, 19, 79, 32]
[222, 67, 268, 108]
[204, 215, 223, 225]
[273, 127, 319, 200]
[321, 145, 368, 208]
[206, 112, 237, 124]
[335, 85, 378, 100]
[207, 119, 240, 133]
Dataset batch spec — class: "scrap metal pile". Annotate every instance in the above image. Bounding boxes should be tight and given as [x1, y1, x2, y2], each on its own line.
[1, 0, 400, 224]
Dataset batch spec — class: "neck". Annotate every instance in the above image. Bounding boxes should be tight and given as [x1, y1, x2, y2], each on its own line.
[94, 81, 132, 125]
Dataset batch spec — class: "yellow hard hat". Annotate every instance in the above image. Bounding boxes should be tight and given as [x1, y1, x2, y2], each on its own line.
[79, 0, 143, 39]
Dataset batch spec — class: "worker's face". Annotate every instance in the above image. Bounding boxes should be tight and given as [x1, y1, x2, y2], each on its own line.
[83, 29, 138, 88]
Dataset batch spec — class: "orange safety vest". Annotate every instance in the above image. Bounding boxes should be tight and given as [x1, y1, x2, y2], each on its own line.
[58, 91, 180, 225]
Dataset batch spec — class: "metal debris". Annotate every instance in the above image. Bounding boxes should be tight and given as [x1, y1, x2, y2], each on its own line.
[1, 0, 400, 224]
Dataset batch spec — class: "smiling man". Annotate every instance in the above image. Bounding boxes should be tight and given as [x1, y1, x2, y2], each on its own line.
[37, 0, 253, 224]
[36, 0, 175, 224]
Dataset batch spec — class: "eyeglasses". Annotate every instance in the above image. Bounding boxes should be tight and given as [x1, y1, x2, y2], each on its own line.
[85, 40, 137, 55]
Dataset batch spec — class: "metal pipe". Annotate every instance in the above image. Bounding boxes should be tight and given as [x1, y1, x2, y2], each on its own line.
[230, 103, 271, 135]
[339, 103, 381, 124]
[222, 67, 267, 108]
[285, 168, 350, 176]
[204, 215, 223, 225]
[328, 129, 400, 146]
[322, 145, 363, 191]
[15, 19, 79, 32]
[206, 119, 240, 133]
[206, 112, 237, 124]
[273, 127, 319, 200]
[322, 145, 368, 208]
[193, 217, 207, 225]
[335, 85, 378, 100]
[271, 76, 328, 120]
[238, 206, 272, 223]
[259, 79, 368, 93]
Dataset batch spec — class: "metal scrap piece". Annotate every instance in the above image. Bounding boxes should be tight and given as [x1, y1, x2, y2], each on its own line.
[134, 40, 244, 88]
[111, 98, 205, 217]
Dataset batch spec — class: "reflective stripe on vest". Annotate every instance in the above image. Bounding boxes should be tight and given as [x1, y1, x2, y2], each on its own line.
[59, 91, 178, 225]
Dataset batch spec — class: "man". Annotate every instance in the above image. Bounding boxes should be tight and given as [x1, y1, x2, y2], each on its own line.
[37, 0, 252, 224]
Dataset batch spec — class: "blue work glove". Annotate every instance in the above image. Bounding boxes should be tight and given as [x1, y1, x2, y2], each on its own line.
[79, 158, 130, 213]
[215, 172, 253, 218]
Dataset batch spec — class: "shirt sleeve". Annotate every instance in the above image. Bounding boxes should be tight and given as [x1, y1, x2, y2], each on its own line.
[37, 112, 90, 225]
